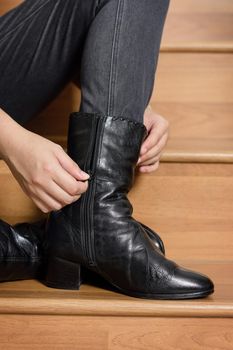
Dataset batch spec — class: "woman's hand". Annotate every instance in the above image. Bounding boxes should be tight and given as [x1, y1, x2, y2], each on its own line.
[2, 121, 90, 213]
[137, 105, 169, 173]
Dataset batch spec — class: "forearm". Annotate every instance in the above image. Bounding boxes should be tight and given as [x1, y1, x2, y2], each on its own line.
[0, 108, 24, 160]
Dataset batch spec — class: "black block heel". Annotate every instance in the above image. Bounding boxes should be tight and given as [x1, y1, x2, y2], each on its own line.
[44, 256, 82, 290]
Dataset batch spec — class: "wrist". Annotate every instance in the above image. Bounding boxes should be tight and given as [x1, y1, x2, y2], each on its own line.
[0, 109, 25, 161]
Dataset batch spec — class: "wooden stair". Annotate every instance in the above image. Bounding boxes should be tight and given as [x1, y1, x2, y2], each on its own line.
[0, 262, 232, 349]
[0, 0, 233, 349]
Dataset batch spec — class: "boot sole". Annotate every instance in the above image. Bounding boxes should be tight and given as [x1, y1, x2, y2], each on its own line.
[111, 283, 215, 300]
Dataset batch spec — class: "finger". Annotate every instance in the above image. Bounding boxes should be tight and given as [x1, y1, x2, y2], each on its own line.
[140, 121, 168, 155]
[43, 179, 83, 206]
[55, 148, 90, 181]
[138, 154, 161, 166]
[138, 133, 168, 164]
[51, 164, 89, 196]
[30, 192, 60, 213]
[32, 197, 49, 213]
[139, 161, 160, 173]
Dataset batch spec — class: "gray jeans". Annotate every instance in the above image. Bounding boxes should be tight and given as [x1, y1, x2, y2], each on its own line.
[0, 0, 170, 125]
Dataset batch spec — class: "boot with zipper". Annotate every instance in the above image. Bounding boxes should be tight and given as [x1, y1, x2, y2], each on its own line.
[0, 218, 45, 282]
[42, 112, 214, 299]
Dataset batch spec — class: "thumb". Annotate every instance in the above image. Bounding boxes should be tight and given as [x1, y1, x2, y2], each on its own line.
[56, 149, 90, 181]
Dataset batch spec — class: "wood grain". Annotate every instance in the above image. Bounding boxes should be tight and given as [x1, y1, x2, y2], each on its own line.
[0, 316, 232, 350]
[162, 138, 233, 163]
[131, 163, 233, 261]
[0, 262, 232, 317]
[0, 315, 232, 350]
[153, 103, 233, 140]
[162, 0, 233, 51]
[152, 53, 233, 103]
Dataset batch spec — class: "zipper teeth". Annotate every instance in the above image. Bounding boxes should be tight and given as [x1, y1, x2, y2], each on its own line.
[83, 116, 102, 266]
[85, 178, 95, 265]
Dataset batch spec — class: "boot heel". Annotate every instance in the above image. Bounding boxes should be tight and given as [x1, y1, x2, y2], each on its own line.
[44, 256, 82, 290]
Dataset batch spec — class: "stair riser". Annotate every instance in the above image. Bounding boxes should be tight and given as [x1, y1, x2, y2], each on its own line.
[0, 315, 232, 350]
[131, 163, 233, 261]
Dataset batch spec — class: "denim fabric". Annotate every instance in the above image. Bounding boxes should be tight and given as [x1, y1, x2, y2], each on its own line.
[0, 0, 170, 125]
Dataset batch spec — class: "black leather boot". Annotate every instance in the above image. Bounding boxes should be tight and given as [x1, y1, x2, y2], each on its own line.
[42, 112, 214, 299]
[0, 218, 45, 282]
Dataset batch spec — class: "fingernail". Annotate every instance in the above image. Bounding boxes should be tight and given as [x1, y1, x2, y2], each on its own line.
[141, 147, 147, 154]
[80, 171, 90, 179]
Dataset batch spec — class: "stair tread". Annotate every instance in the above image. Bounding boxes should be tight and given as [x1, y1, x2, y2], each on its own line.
[162, 138, 233, 163]
[0, 261, 232, 317]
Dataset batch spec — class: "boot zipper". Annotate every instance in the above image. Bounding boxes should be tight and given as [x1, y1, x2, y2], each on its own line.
[83, 171, 96, 266]
[81, 116, 102, 267]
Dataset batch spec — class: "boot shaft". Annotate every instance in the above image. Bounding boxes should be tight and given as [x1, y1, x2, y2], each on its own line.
[67, 112, 148, 190]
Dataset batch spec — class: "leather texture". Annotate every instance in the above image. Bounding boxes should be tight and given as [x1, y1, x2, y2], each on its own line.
[43, 112, 214, 299]
[0, 219, 45, 282]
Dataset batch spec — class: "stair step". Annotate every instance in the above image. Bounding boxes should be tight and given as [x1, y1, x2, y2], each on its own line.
[154, 103, 233, 140]
[162, 0, 233, 52]
[0, 261, 232, 317]
[0, 261, 232, 349]
[1, 162, 232, 261]
[152, 53, 233, 103]
[0, 315, 232, 350]
[131, 163, 233, 261]
[163, 138, 233, 163]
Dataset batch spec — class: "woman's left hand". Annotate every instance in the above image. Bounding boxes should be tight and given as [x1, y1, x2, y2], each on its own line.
[137, 104, 169, 173]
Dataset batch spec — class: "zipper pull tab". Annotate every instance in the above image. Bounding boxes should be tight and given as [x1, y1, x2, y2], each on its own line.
[87, 170, 95, 181]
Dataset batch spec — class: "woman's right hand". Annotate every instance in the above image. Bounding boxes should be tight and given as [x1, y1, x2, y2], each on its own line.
[2, 122, 90, 213]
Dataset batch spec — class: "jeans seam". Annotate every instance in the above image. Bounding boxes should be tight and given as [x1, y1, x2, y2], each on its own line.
[107, 0, 124, 115]
[0, 0, 52, 43]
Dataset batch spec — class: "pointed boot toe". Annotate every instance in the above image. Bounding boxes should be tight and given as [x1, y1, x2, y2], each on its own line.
[168, 266, 215, 298]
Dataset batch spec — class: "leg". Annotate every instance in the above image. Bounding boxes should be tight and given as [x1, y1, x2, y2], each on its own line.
[79, 0, 170, 122]
[0, 0, 99, 125]
[0, 0, 98, 282]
